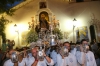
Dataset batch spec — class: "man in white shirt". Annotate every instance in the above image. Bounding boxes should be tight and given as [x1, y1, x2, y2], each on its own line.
[63, 42, 77, 66]
[75, 39, 97, 66]
[26, 47, 54, 66]
[4, 49, 28, 66]
[3, 49, 18, 66]
[55, 42, 77, 66]
[18, 53, 26, 66]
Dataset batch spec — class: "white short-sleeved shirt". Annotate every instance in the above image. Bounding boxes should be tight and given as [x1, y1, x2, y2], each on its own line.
[85, 51, 97, 66]
[18, 58, 26, 66]
[64, 53, 77, 66]
[56, 54, 65, 66]
[4, 58, 27, 66]
[25, 56, 54, 66]
[37, 59, 53, 66]
[25, 56, 35, 66]
[3, 59, 14, 66]
[76, 51, 97, 66]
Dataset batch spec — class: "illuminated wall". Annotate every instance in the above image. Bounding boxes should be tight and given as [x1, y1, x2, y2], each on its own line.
[4, 0, 100, 48]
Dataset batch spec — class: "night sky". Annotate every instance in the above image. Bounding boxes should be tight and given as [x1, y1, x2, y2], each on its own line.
[7, 0, 23, 9]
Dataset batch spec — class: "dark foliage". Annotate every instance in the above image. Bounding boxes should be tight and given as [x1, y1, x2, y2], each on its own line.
[0, 0, 25, 42]
[0, 16, 11, 42]
[0, 0, 24, 16]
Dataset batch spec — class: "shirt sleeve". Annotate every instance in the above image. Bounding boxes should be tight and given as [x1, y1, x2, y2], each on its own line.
[3, 62, 7, 66]
[3, 60, 14, 66]
[76, 51, 85, 64]
[56, 54, 65, 66]
[45, 58, 54, 65]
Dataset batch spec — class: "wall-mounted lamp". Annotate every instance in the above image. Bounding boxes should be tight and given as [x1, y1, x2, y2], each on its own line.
[73, 18, 77, 21]
[73, 18, 77, 43]
[14, 24, 17, 27]
[14, 24, 20, 47]
[14, 24, 18, 32]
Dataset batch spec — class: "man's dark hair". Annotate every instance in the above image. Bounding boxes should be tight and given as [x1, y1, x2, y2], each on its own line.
[63, 41, 70, 46]
[76, 41, 81, 45]
[81, 39, 88, 44]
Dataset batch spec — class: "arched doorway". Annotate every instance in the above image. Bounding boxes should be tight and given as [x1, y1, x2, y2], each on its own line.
[89, 25, 96, 42]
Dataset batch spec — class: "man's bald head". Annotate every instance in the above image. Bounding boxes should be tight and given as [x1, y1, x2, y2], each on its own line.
[31, 47, 38, 57]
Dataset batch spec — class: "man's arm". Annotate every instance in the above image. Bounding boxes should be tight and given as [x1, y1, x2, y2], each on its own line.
[75, 45, 85, 65]
[44, 55, 51, 63]
[44, 50, 54, 66]
[31, 60, 38, 66]
[56, 54, 64, 66]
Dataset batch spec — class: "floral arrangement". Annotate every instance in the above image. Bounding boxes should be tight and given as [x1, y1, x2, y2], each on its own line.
[26, 27, 63, 44]
[53, 28, 63, 40]
[26, 29, 38, 43]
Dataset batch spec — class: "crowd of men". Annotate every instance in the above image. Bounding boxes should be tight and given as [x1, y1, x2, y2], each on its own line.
[0, 39, 100, 66]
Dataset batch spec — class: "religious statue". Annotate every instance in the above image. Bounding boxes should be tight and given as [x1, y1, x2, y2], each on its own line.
[39, 14, 49, 29]
[35, 13, 49, 33]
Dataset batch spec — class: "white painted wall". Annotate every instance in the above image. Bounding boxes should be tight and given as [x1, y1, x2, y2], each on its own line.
[4, 0, 100, 48]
